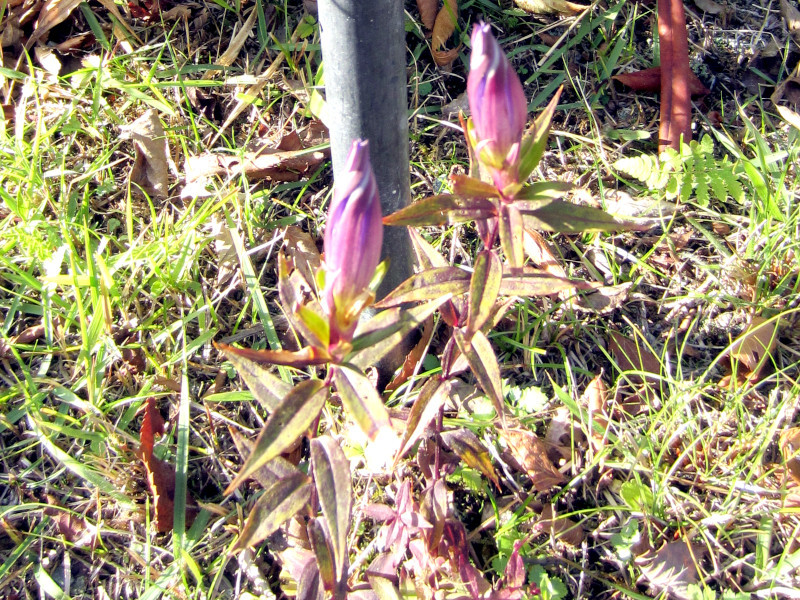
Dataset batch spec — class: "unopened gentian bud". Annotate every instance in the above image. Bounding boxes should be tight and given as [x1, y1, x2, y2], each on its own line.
[323, 139, 383, 345]
[467, 22, 528, 190]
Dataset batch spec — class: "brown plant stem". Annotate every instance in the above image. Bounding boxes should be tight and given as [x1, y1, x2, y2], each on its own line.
[658, 0, 692, 151]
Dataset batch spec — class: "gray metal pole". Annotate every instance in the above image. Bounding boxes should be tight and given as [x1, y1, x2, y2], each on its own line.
[317, 0, 413, 299]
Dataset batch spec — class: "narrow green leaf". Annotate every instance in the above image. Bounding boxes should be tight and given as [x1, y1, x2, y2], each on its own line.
[452, 329, 504, 418]
[467, 250, 502, 336]
[232, 472, 312, 551]
[225, 379, 327, 494]
[296, 304, 330, 349]
[216, 342, 331, 369]
[512, 181, 573, 203]
[311, 437, 352, 583]
[333, 365, 391, 441]
[518, 87, 563, 182]
[383, 194, 496, 227]
[349, 297, 452, 370]
[499, 271, 589, 297]
[449, 174, 500, 199]
[395, 379, 450, 463]
[523, 201, 649, 233]
[307, 519, 338, 594]
[279, 255, 329, 349]
[374, 267, 470, 308]
[216, 343, 293, 411]
[498, 204, 524, 269]
[440, 428, 500, 489]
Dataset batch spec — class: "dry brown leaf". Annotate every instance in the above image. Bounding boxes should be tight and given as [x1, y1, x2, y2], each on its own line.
[613, 67, 710, 96]
[574, 282, 631, 314]
[727, 315, 779, 378]
[781, 0, 800, 46]
[124, 110, 170, 199]
[694, 0, 725, 14]
[212, 8, 258, 71]
[515, 0, 588, 16]
[27, 0, 82, 48]
[607, 330, 661, 384]
[417, 0, 437, 30]
[1, 12, 23, 47]
[95, 0, 142, 45]
[522, 229, 567, 279]
[501, 428, 566, 492]
[384, 317, 435, 394]
[533, 505, 584, 546]
[0, 324, 46, 358]
[771, 69, 800, 131]
[779, 427, 800, 487]
[636, 540, 706, 600]
[281, 226, 322, 292]
[440, 91, 469, 119]
[182, 148, 328, 197]
[162, 5, 192, 20]
[431, 0, 459, 67]
[582, 374, 609, 453]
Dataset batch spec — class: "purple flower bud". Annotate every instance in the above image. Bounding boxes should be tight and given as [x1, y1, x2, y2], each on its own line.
[323, 140, 383, 341]
[467, 22, 528, 189]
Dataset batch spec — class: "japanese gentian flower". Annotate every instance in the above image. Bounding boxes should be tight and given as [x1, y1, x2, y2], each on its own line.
[467, 22, 528, 192]
[323, 139, 383, 346]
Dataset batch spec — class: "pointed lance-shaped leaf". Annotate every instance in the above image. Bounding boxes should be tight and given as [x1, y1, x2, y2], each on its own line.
[215, 343, 331, 369]
[518, 86, 563, 182]
[225, 379, 327, 495]
[440, 428, 500, 489]
[449, 174, 501, 199]
[512, 181, 573, 203]
[453, 328, 505, 419]
[307, 518, 338, 594]
[231, 472, 312, 552]
[228, 427, 300, 489]
[499, 269, 592, 297]
[395, 379, 451, 464]
[382, 194, 496, 228]
[333, 365, 392, 441]
[522, 201, 650, 233]
[310, 437, 352, 583]
[216, 343, 292, 411]
[498, 203, 525, 269]
[349, 297, 452, 370]
[374, 267, 471, 308]
[467, 250, 502, 336]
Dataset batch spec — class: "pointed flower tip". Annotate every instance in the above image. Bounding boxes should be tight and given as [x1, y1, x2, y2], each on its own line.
[323, 138, 383, 345]
[466, 21, 528, 190]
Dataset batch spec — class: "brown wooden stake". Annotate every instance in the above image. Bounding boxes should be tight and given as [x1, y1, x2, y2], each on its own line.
[658, 0, 692, 151]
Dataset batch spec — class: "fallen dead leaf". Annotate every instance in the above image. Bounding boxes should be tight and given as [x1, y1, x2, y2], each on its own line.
[636, 539, 706, 600]
[0, 324, 46, 358]
[613, 67, 710, 97]
[183, 148, 328, 197]
[281, 226, 322, 292]
[607, 330, 662, 385]
[123, 110, 171, 199]
[384, 317, 435, 395]
[771, 67, 800, 132]
[581, 374, 609, 454]
[501, 428, 566, 492]
[1, 11, 23, 47]
[417, 0, 437, 30]
[574, 282, 631, 314]
[694, 0, 725, 14]
[137, 398, 196, 533]
[431, 0, 459, 66]
[779, 427, 800, 487]
[522, 228, 567, 279]
[515, 0, 588, 15]
[27, 0, 82, 48]
[440, 91, 469, 119]
[162, 5, 192, 20]
[727, 315, 779, 379]
[533, 504, 584, 546]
